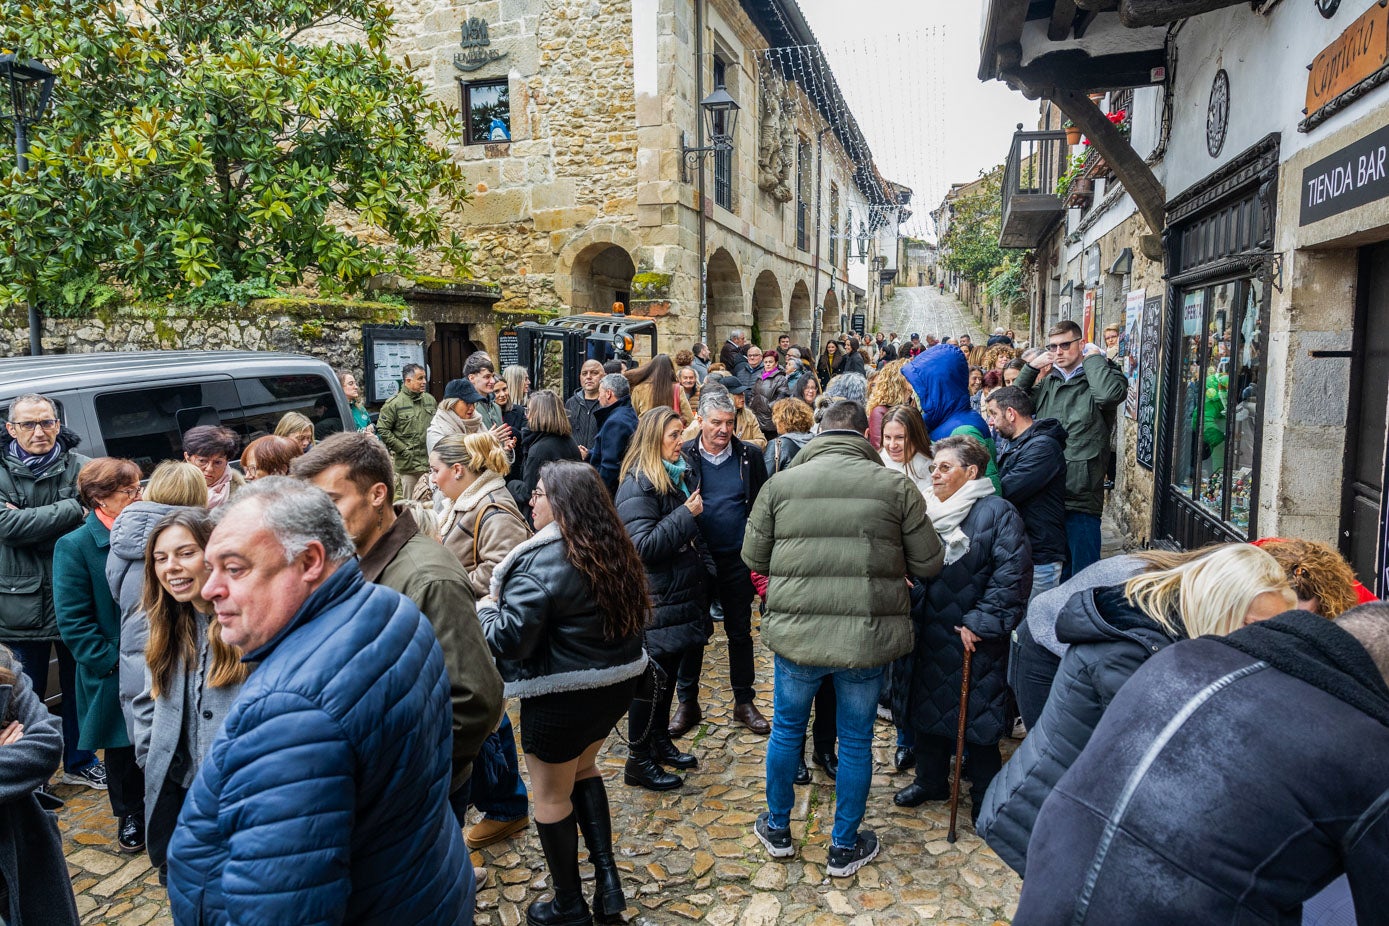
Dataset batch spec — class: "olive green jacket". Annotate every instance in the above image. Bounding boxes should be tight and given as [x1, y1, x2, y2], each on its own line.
[0, 446, 88, 642]
[1015, 354, 1127, 515]
[377, 387, 434, 476]
[742, 432, 944, 668]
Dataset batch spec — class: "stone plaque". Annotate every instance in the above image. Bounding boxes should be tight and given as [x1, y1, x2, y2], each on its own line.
[1305, 2, 1389, 123]
[454, 18, 508, 72]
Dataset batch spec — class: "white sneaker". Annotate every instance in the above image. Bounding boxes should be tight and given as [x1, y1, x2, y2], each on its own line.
[61, 761, 108, 790]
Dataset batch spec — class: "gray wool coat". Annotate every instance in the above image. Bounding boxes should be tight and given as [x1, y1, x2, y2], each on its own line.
[105, 501, 182, 740]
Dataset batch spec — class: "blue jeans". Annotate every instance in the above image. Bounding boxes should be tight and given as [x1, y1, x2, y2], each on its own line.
[1030, 561, 1064, 603]
[11, 640, 97, 773]
[1063, 513, 1102, 580]
[766, 656, 883, 849]
[470, 715, 528, 821]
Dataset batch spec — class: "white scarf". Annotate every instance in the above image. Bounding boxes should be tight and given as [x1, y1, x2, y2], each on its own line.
[439, 471, 508, 538]
[925, 477, 996, 566]
[880, 450, 933, 501]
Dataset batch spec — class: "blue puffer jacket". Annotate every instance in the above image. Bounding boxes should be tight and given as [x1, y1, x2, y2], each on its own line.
[903, 345, 1000, 491]
[167, 562, 473, 926]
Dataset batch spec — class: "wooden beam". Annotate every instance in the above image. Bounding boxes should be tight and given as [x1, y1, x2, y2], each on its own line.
[1074, 0, 1119, 9]
[1072, 9, 1100, 38]
[979, 0, 1033, 81]
[1005, 48, 1166, 93]
[1049, 0, 1078, 41]
[1119, 0, 1246, 27]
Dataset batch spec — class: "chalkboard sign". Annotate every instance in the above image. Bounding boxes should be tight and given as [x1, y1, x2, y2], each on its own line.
[1135, 294, 1162, 470]
[498, 327, 519, 370]
[851, 313, 866, 336]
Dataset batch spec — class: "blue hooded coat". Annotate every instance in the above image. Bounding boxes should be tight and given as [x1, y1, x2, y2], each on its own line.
[902, 345, 1000, 491]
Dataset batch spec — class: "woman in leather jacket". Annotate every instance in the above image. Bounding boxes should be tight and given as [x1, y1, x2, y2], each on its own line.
[478, 461, 650, 926]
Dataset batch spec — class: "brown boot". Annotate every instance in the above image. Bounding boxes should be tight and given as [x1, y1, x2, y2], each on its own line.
[667, 701, 702, 737]
[466, 815, 529, 849]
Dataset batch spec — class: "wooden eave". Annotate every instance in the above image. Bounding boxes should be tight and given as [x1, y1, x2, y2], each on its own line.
[979, 0, 1167, 93]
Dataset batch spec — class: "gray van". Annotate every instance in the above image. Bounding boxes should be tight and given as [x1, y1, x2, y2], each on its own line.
[0, 350, 356, 474]
[0, 350, 356, 707]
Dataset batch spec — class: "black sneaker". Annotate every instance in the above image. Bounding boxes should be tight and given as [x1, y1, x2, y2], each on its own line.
[61, 761, 108, 790]
[826, 831, 880, 877]
[754, 812, 794, 859]
[118, 813, 146, 853]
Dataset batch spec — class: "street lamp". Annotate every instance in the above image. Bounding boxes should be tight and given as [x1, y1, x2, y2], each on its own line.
[857, 221, 869, 261]
[681, 87, 740, 181]
[2, 54, 57, 357]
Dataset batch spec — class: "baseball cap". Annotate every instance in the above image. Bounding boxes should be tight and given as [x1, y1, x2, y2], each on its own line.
[718, 374, 748, 395]
[443, 378, 486, 404]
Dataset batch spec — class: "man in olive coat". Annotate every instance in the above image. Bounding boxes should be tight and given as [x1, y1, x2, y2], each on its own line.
[743, 400, 943, 878]
[376, 363, 433, 499]
[294, 433, 504, 810]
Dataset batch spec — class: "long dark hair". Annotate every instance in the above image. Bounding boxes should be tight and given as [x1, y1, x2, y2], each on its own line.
[538, 461, 650, 640]
[624, 354, 679, 412]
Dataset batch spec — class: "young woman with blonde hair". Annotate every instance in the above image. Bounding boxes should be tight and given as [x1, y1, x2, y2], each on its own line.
[131, 509, 249, 882]
[978, 543, 1295, 876]
[431, 432, 531, 599]
[273, 411, 315, 454]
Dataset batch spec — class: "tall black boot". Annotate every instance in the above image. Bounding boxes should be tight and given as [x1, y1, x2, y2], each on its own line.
[623, 691, 681, 791]
[529, 812, 592, 926]
[651, 729, 697, 770]
[573, 777, 625, 924]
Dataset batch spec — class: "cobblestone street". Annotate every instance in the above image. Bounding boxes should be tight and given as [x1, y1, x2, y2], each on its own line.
[878, 286, 986, 348]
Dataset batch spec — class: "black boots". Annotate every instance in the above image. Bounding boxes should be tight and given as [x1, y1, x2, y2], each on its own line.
[573, 777, 626, 924]
[529, 812, 593, 926]
[650, 731, 697, 770]
[624, 689, 682, 791]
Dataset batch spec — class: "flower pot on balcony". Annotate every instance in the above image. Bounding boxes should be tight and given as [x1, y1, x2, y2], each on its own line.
[1065, 125, 1082, 146]
[1066, 178, 1093, 208]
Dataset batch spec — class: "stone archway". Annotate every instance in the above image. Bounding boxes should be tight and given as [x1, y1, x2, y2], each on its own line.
[789, 280, 812, 346]
[706, 248, 746, 348]
[822, 288, 841, 337]
[566, 244, 636, 313]
[751, 270, 784, 348]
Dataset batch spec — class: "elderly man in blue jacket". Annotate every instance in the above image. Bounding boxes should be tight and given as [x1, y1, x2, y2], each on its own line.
[166, 478, 473, 926]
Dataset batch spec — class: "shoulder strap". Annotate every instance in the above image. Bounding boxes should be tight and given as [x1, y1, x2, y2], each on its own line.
[470, 501, 528, 566]
[773, 438, 783, 472]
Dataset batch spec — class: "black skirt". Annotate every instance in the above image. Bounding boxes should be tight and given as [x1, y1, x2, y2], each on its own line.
[519, 676, 641, 763]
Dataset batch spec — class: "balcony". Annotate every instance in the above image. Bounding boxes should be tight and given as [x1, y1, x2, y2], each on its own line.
[1000, 129, 1068, 248]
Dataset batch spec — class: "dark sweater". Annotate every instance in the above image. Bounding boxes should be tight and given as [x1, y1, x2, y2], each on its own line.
[697, 453, 747, 555]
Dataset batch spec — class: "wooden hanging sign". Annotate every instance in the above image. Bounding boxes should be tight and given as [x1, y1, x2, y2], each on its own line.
[1305, 1, 1389, 126]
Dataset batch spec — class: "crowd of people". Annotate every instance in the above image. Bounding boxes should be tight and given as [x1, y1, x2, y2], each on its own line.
[0, 318, 1386, 925]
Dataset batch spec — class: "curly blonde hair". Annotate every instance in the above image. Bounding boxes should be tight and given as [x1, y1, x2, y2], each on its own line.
[1257, 538, 1360, 618]
[866, 359, 916, 413]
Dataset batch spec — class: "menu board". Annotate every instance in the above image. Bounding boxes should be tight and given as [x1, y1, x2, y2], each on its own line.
[498, 328, 520, 370]
[362, 325, 427, 404]
[1135, 294, 1162, 470]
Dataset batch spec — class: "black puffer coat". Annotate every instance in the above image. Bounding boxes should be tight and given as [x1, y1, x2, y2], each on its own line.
[976, 585, 1180, 875]
[903, 495, 1031, 745]
[478, 522, 647, 699]
[616, 471, 710, 659]
[997, 418, 1068, 568]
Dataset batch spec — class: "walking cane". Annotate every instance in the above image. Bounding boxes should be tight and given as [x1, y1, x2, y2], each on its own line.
[947, 647, 973, 844]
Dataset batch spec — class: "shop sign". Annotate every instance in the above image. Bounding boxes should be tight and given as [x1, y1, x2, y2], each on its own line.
[454, 18, 508, 72]
[1300, 122, 1389, 225]
[1135, 294, 1163, 471]
[1082, 289, 1096, 344]
[1304, 1, 1389, 125]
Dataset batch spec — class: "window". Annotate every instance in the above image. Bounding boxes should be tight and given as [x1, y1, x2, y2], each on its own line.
[461, 79, 510, 146]
[828, 184, 840, 266]
[796, 140, 812, 251]
[712, 58, 733, 211]
[1170, 279, 1263, 534]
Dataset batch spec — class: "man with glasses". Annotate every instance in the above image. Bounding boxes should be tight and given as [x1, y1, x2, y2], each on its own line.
[1014, 320, 1127, 577]
[0, 393, 106, 788]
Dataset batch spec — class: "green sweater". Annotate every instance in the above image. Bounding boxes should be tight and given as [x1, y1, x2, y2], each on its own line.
[742, 432, 944, 668]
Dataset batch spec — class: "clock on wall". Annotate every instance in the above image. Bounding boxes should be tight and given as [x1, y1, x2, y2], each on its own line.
[1207, 69, 1229, 158]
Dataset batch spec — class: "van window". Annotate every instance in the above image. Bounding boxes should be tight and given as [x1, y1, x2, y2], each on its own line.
[231, 374, 345, 442]
[94, 380, 241, 476]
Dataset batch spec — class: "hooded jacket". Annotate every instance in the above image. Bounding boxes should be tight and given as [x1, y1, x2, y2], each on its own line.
[977, 585, 1181, 875]
[903, 345, 1001, 491]
[0, 430, 88, 642]
[764, 431, 813, 475]
[167, 562, 474, 925]
[1015, 610, 1389, 926]
[589, 397, 638, 495]
[997, 418, 1069, 567]
[742, 432, 944, 668]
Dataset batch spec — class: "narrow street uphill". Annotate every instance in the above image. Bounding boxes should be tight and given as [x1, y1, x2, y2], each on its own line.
[56, 625, 1025, 926]
[878, 287, 986, 349]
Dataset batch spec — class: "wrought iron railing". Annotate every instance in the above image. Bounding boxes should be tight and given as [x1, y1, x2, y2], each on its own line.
[1004, 128, 1069, 202]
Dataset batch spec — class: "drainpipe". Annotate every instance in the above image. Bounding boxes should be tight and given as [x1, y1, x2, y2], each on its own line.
[695, 0, 708, 345]
[809, 125, 830, 357]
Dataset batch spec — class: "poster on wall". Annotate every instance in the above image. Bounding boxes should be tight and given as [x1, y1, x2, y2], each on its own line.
[1082, 289, 1096, 345]
[1123, 289, 1145, 420]
[1134, 294, 1163, 470]
[362, 325, 427, 405]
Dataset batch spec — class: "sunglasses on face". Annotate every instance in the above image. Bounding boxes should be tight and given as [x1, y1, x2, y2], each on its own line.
[1046, 337, 1079, 352]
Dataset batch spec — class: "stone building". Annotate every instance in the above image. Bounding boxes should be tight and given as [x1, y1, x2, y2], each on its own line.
[353, 0, 907, 355]
[982, 0, 1389, 593]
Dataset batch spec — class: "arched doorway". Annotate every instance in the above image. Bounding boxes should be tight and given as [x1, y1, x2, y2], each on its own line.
[789, 280, 812, 347]
[706, 248, 746, 347]
[822, 289, 841, 338]
[568, 243, 636, 313]
[751, 270, 784, 348]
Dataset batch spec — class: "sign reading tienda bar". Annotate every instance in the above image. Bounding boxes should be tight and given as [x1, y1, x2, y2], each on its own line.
[454, 18, 507, 72]
[1300, 123, 1389, 226]
[1303, 1, 1389, 128]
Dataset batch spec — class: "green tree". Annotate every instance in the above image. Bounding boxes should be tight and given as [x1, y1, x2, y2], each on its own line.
[940, 167, 1009, 286]
[0, 0, 471, 310]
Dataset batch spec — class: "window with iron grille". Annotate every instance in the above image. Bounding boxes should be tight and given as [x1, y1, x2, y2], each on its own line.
[796, 140, 811, 251]
[713, 58, 733, 211]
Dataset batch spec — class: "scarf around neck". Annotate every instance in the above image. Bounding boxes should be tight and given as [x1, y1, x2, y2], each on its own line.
[662, 458, 690, 497]
[10, 438, 62, 475]
[206, 467, 235, 509]
[925, 477, 995, 565]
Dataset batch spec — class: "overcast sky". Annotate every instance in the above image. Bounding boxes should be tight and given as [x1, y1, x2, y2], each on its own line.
[791, 0, 1038, 239]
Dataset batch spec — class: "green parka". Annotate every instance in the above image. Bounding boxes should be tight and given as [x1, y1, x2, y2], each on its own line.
[376, 386, 434, 476]
[742, 432, 944, 668]
[0, 442, 89, 642]
[1014, 354, 1126, 516]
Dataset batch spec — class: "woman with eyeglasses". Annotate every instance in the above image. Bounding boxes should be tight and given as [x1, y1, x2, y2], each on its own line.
[53, 457, 147, 853]
[895, 436, 1030, 825]
[180, 425, 243, 509]
[478, 461, 650, 926]
[130, 508, 249, 885]
[239, 434, 301, 481]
